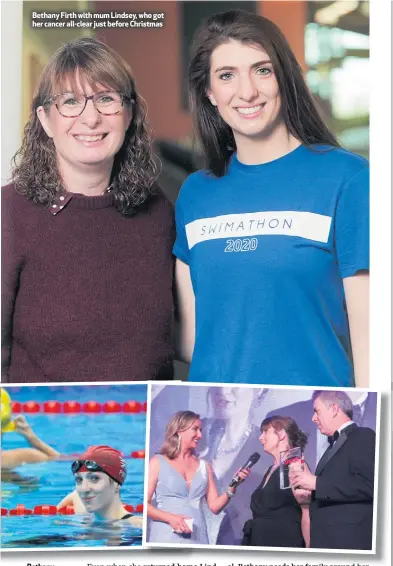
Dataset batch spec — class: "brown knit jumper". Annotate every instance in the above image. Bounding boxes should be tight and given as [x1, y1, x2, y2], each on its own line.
[2, 184, 175, 382]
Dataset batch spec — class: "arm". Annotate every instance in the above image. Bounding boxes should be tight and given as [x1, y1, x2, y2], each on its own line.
[57, 492, 76, 510]
[300, 505, 310, 548]
[125, 515, 143, 528]
[290, 466, 311, 547]
[1, 415, 59, 470]
[57, 490, 86, 513]
[205, 463, 249, 515]
[146, 456, 192, 534]
[343, 273, 369, 387]
[334, 166, 369, 388]
[1, 190, 23, 379]
[15, 415, 59, 458]
[1, 448, 53, 470]
[174, 259, 195, 364]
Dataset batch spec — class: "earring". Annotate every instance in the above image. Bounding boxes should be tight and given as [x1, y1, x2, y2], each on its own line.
[176, 434, 181, 451]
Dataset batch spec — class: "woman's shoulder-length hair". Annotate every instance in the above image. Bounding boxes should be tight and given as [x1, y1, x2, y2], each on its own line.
[159, 410, 200, 460]
[12, 36, 158, 215]
[188, 9, 339, 177]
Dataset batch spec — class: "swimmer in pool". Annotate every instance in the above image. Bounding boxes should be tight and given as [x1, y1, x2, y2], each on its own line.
[57, 445, 142, 528]
[1, 388, 59, 470]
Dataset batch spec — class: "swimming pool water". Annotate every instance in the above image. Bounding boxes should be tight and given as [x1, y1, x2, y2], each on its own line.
[1, 384, 147, 549]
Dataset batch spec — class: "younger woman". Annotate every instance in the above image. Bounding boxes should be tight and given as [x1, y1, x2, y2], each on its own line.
[175, 10, 369, 387]
[147, 410, 249, 544]
[57, 445, 142, 527]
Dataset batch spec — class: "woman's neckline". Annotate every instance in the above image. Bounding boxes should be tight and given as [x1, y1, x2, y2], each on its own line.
[261, 464, 279, 489]
[161, 455, 201, 493]
[231, 143, 307, 171]
[65, 191, 114, 210]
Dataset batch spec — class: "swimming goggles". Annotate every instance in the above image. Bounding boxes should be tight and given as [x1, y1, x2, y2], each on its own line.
[71, 459, 121, 484]
[71, 460, 119, 483]
[72, 459, 107, 475]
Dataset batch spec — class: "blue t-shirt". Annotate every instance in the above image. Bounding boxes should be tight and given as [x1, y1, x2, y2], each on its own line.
[174, 145, 369, 386]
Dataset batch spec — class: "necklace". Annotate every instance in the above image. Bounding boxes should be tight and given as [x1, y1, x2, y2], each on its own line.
[215, 423, 253, 456]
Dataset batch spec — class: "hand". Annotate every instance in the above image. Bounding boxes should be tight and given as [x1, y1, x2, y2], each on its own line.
[236, 466, 251, 484]
[14, 415, 35, 440]
[168, 513, 192, 534]
[229, 467, 251, 493]
[291, 486, 312, 506]
[289, 464, 317, 492]
[288, 458, 304, 473]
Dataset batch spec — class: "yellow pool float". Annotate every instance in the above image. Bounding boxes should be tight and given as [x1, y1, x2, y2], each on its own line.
[1, 388, 16, 432]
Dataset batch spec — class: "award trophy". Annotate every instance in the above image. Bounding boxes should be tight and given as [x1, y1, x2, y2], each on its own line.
[279, 446, 303, 489]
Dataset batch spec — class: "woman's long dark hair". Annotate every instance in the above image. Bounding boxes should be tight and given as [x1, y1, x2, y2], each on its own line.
[189, 9, 339, 177]
[12, 37, 158, 215]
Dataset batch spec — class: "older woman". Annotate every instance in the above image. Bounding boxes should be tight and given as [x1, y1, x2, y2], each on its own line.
[2, 37, 174, 382]
[242, 415, 309, 547]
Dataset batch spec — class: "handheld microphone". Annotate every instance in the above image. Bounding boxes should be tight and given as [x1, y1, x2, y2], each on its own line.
[229, 452, 260, 487]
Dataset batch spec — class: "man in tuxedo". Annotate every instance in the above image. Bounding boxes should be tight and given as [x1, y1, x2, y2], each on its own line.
[315, 391, 378, 462]
[290, 390, 375, 550]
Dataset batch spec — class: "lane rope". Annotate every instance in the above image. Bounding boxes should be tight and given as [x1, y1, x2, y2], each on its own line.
[1, 503, 144, 516]
[57, 450, 146, 459]
[10, 400, 147, 414]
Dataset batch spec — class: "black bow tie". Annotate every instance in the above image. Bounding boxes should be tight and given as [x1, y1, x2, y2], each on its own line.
[328, 430, 340, 447]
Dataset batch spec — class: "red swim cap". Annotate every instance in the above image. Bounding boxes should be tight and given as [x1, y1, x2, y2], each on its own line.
[77, 445, 126, 485]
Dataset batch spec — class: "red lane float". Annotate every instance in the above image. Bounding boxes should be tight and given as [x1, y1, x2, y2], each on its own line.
[11, 401, 21, 412]
[23, 401, 40, 413]
[4, 503, 143, 516]
[34, 505, 57, 515]
[82, 401, 101, 413]
[63, 401, 81, 413]
[57, 506, 75, 515]
[131, 450, 145, 459]
[122, 400, 142, 413]
[43, 401, 61, 414]
[9, 504, 33, 516]
[10, 400, 146, 414]
[103, 401, 121, 413]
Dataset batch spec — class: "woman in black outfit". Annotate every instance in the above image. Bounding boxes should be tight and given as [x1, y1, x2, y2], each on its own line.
[242, 416, 309, 548]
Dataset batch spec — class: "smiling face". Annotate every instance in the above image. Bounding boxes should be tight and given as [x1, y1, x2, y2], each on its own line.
[210, 387, 255, 419]
[37, 73, 132, 173]
[74, 471, 118, 514]
[208, 39, 282, 146]
[180, 418, 203, 450]
[312, 397, 337, 436]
